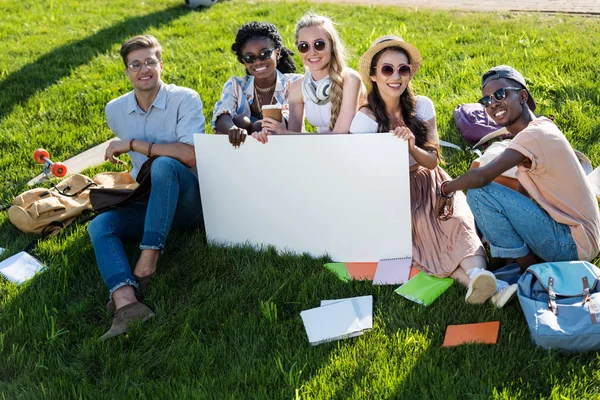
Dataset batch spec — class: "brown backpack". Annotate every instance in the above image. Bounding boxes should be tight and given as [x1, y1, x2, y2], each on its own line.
[8, 171, 137, 237]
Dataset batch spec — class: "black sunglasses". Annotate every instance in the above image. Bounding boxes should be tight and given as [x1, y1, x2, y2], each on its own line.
[297, 40, 327, 54]
[241, 48, 275, 64]
[376, 63, 411, 77]
[478, 87, 523, 108]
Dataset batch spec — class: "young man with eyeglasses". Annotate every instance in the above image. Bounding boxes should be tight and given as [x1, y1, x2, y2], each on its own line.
[436, 66, 600, 295]
[87, 34, 205, 341]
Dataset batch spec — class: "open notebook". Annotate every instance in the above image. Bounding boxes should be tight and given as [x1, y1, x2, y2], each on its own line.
[0, 251, 45, 285]
[300, 296, 373, 346]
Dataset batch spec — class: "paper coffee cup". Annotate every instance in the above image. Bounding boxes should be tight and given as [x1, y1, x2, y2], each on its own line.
[262, 104, 282, 122]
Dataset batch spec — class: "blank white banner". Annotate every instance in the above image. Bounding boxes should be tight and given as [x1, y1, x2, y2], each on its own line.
[193, 133, 412, 262]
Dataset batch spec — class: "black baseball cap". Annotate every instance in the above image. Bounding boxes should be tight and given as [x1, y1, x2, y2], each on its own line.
[481, 65, 536, 112]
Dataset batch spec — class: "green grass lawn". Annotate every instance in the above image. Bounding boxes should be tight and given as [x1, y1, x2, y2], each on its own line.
[1, 0, 600, 398]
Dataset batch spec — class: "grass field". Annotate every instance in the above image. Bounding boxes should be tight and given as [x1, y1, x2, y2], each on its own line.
[1, 0, 600, 398]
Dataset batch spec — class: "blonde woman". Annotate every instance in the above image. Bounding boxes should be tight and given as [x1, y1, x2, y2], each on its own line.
[257, 13, 366, 141]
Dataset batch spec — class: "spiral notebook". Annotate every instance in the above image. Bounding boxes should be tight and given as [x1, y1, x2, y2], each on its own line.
[373, 257, 412, 285]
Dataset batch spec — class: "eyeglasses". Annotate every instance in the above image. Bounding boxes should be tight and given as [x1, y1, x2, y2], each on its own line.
[376, 63, 411, 78]
[297, 40, 327, 54]
[478, 87, 523, 108]
[241, 49, 275, 64]
[128, 58, 161, 72]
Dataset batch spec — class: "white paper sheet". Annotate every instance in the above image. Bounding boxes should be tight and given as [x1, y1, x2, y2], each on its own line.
[300, 300, 364, 346]
[321, 295, 373, 330]
[0, 251, 45, 285]
[194, 134, 412, 262]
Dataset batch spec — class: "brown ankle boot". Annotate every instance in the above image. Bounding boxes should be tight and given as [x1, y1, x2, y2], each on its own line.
[99, 302, 155, 341]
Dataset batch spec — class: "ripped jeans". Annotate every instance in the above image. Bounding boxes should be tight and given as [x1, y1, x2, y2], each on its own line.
[87, 157, 203, 295]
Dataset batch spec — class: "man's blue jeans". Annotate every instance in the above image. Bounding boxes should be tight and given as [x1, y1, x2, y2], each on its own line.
[87, 157, 203, 295]
[466, 183, 578, 262]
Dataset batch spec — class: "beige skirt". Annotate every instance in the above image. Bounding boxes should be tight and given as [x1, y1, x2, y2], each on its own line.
[410, 166, 485, 277]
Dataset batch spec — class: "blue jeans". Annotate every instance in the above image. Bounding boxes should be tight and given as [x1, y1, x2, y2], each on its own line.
[466, 183, 578, 261]
[87, 157, 203, 295]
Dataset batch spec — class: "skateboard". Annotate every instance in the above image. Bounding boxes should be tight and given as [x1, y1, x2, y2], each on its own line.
[27, 138, 118, 186]
[33, 148, 68, 180]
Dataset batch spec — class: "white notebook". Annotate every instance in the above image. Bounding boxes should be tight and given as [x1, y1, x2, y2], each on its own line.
[300, 300, 364, 346]
[320, 295, 373, 331]
[0, 251, 45, 285]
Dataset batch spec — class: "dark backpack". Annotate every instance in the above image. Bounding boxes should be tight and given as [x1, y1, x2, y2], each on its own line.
[454, 103, 503, 145]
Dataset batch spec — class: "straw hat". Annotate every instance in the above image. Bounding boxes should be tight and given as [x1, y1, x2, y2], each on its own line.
[358, 35, 422, 87]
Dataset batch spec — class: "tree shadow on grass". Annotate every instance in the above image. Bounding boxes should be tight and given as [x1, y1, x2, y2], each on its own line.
[0, 5, 190, 122]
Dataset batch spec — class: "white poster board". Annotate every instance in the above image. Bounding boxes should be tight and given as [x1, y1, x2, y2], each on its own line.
[193, 134, 411, 262]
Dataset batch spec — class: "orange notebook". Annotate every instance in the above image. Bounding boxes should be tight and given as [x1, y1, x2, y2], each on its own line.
[442, 321, 500, 347]
[345, 262, 377, 280]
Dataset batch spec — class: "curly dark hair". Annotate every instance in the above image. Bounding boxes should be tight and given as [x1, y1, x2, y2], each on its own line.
[231, 21, 296, 74]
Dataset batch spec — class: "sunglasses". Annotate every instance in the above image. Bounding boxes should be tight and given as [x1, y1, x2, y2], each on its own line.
[376, 63, 411, 78]
[297, 40, 327, 54]
[241, 48, 275, 64]
[478, 87, 523, 108]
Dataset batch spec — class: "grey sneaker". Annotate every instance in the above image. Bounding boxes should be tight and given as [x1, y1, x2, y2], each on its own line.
[99, 302, 155, 341]
[465, 270, 497, 304]
[490, 284, 518, 308]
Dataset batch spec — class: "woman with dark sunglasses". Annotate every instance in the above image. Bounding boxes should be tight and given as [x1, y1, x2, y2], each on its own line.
[212, 22, 301, 147]
[350, 36, 515, 308]
[256, 13, 366, 141]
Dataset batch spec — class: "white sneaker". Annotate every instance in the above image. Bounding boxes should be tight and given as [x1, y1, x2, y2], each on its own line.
[465, 270, 497, 304]
[490, 284, 518, 308]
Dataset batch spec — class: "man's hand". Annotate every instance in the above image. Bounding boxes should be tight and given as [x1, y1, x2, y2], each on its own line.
[436, 195, 454, 221]
[228, 126, 247, 148]
[104, 140, 131, 164]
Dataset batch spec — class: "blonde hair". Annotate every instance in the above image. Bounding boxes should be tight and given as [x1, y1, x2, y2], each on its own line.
[295, 13, 347, 131]
[120, 34, 162, 67]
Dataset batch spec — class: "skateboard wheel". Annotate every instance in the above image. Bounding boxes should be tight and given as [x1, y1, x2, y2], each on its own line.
[34, 148, 50, 164]
[51, 162, 67, 177]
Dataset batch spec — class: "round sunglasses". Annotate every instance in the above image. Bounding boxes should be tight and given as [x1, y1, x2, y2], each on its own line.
[297, 40, 327, 54]
[375, 63, 411, 78]
[478, 87, 523, 108]
[241, 48, 275, 64]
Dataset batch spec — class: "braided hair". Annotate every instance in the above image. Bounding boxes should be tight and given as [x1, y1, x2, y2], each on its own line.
[295, 13, 346, 132]
[231, 21, 296, 74]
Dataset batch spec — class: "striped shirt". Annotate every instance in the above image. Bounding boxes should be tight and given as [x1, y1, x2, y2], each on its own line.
[211, 70, 302, 129]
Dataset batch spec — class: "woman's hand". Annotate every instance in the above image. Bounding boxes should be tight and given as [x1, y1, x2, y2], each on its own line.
[261, 117, 287, 134]
[435, 195, 454, 221]
[392, 126, 416, 152]
[252, 130, 270, 144]
[227, 126, 247, 148]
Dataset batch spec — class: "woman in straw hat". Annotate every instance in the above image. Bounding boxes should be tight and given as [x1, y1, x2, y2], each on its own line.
[350, 36, 516, 307]
[256, 13, 366, 141]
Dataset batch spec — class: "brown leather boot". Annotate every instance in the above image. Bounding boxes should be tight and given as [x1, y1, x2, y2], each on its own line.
[99, 302, 155, 341]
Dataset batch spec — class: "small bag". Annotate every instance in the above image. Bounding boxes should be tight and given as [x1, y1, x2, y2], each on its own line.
[89, 156, 156, 213]
[517, 261, 600, 352]
[454, 103, 505, 145]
